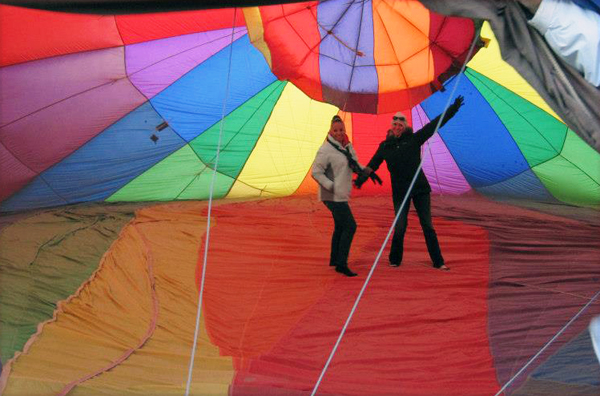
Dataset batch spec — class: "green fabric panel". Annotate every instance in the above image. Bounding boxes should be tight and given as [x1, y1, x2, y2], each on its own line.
[532, 131, 600, 208]
[0, 205, 135, 363]
[107, 146, 206, 202]
[560, 130, 600, 186]
[466, 69, 567, 166]
[107, 145, 232, 201]
[107, 81, 285, 203]
[176, 168, 236, 200]
[189, 80, 286, 179]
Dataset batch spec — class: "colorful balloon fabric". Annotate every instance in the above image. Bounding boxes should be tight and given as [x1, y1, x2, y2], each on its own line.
[346, 23, 600, 208]
[1, 2, 600, 396]
[0, 4, 341, 213]
[246, 0, 478, 113]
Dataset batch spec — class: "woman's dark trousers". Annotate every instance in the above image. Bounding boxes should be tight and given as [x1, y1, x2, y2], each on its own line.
[323, 201, 357, 268]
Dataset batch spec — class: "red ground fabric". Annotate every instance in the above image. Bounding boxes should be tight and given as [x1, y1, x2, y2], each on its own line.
[197, 195, 499, 395]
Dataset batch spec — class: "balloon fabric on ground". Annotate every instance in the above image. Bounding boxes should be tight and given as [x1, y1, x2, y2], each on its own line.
[1, 2, 599, 396]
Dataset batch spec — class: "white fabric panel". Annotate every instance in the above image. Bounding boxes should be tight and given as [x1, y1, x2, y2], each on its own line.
[529, 0, 600, 86]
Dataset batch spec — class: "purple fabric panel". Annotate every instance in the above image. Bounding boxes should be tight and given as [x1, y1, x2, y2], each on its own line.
[317, 0, 378, 93]
[126, 27, 247, 99]
[0, 78, 146, 190]
[0, 47, 125, 127]
[412, 105, 471, 195]
[0, 143, 37, 203]
[433, 195, 600, 394]
[487, 215, 600, 392]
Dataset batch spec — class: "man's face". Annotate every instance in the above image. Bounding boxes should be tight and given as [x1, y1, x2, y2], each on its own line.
[391, 115, 408, 137]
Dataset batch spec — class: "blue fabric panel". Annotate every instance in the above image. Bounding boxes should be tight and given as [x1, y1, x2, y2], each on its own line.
[475, 168, 557, 202]
[150, 35, 276, 142]
[1, 179, 65, 212]
[420, 74, 531, 188]
[318, 0, 377, 93]
[1, 102, 184, 211]
[531, 329, 600, 386]
[572, 0, 600, 14]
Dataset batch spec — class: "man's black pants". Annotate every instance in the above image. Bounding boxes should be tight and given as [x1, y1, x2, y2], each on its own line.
[323, 201, 357, 268]
[390, 193, 444, 266]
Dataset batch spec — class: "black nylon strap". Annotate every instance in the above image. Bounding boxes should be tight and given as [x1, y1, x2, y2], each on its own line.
[327, 139, 362, 174]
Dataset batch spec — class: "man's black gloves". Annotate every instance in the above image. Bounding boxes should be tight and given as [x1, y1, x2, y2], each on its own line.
[354, 170, 382, 189]
[369, 172, 383, 185]
[446, 95, 464, 118]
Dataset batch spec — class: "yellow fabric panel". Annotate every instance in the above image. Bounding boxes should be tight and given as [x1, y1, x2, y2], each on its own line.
[468, 22, 560, 119]
[3, 202, 233, 396]
[292, 110, 353, 196]
[242, 7, 272, 68]
[226, 179, 272, 199]
[229, 83, 338, 198]
[373, 0, 432, 92]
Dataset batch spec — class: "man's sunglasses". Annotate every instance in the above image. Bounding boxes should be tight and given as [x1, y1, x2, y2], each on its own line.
[392, 116, 406, 121]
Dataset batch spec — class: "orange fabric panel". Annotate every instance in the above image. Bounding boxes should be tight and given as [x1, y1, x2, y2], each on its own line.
[2, 202, 233, 396]
[373, 0, 434, 96]
[0, 5, 122, 67]
[116, 9, 247, 45]
[337, 110, 353, 141]
[294, 170, 319, 195]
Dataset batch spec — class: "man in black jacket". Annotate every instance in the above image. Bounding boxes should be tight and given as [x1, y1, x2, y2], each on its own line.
[356, 96, 464, 270]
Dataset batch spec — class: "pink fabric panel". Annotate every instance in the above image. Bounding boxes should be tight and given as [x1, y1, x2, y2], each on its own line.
[127, 28, 247, 99]
[412, 105, 471, 195]
[0, 46, 146, 199]
[1, 47, 125, 127]
[0, 143, 37, 202]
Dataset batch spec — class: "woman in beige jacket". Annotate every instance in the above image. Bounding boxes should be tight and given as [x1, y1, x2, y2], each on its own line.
[312, 115, 365, 277]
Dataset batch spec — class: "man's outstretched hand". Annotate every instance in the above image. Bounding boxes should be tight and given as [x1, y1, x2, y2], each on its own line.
[446, 95, 465, 118]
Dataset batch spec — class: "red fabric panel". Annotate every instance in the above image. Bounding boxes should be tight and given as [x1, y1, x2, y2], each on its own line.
[0, 5, 122, 67]
[198, 195, 499, 395]
[259, 2, 323, 102]
[429, 13, 476, 85]
[198, 198, 340, 358]
[376, 85, 435, 114]
[116, 9, 246, 45]
[350, 112, 412, 196]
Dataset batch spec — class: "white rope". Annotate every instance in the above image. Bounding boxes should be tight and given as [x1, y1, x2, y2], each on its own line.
[493, 290, 600, 396]
[310, 33, 480, 396]
[184, 9, 238, 396]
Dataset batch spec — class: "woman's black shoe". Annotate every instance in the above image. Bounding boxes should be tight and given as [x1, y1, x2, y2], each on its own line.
[335, 266, 357, 277]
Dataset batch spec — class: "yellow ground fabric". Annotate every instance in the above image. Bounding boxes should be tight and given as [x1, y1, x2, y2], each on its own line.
[2, 202, 233, 396]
